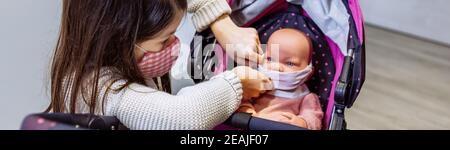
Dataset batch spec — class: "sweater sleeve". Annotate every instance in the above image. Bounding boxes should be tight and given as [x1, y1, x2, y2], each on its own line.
[187, 0, 232, 31]
[298, 93, 324, 130]
[104, 71, 243, 130]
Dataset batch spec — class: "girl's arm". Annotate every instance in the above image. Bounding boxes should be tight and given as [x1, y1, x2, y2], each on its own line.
[187, 0, 232, 31]
[187, 0, 305, 29]
[187, 0, 264, 66]
[104, 71, 243, 130]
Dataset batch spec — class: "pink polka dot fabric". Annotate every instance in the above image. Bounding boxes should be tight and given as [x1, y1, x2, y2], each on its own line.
[252, 4, 336, 112]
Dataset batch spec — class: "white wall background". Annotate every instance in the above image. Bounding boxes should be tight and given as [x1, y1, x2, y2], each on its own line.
[0, 0, 61, 129]
[360, 0, 450, 45]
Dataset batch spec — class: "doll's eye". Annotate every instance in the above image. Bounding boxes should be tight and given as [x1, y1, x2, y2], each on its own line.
[266, 57, 272, 62]
[286, 61, 295, 67]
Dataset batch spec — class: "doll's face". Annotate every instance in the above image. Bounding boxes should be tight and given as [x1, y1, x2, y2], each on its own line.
[263, 28, 312, 72]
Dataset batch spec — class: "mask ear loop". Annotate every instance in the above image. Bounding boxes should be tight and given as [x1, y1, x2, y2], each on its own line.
[135, 44, 150, 53]
[304, 61, 314, 81]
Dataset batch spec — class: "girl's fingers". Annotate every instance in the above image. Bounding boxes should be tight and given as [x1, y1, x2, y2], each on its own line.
[246, 51, 263, 66]
[262, 80, 274, 91]
[257, 77, 273, 91]
[256, 37, 264, 55]
[254, 38, 264, 64]
[246, 52, 264, 65]
[236, 56, 259, 69]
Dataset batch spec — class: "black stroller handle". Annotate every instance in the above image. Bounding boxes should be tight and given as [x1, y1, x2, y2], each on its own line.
[225, 112, 307, 130]
[22, 113, 306, 130]
[21, 113, 127, 130]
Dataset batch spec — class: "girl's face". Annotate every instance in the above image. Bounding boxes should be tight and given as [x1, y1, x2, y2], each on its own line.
[134, 10, 183, 61]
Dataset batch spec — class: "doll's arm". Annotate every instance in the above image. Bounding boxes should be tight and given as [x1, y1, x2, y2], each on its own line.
[237, 101, 256, 114]
[297, 93, 324, 130]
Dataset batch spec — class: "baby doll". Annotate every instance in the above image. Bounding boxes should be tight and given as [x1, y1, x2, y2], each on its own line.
[238, 28, 323, 130]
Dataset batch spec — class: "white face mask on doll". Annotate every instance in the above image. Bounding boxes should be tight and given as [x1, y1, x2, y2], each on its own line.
[258, 63, 313, 99]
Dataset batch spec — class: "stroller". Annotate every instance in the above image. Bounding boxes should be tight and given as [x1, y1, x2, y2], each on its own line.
[21, 0, 365, 130]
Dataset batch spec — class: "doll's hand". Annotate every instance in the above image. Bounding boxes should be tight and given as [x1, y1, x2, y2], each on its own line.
[237, 102, 257, 114]
[281, 112, 308, 128]
[237, 106, 256, 114]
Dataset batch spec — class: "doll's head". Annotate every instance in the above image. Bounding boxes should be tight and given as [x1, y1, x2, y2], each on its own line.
[262, 28, 312, 72]
[258, 28, 314, 99]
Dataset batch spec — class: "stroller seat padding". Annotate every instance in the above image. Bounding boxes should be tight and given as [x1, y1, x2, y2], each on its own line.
[252, 4, 336, 111]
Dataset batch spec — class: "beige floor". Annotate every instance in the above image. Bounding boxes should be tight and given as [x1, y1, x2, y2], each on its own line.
[345, 25, 450, 130]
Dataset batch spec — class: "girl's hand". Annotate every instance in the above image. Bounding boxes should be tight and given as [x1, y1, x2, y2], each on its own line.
[232, 66, 273, 101]
[237, 102, 257, 114]
[211, 15, 264, 68]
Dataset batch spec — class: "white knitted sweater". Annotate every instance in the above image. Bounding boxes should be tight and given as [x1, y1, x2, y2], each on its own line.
[187, 0, 232, 31]
[69, 68, 243, 130]
[67, 0, 238, 130]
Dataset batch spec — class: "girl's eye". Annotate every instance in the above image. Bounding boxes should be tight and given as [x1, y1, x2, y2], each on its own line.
[162, 39, 170, 46]
[162, 36, 172, 46]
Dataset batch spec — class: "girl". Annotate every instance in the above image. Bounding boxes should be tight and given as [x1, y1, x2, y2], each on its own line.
[47, 0, 272, 130]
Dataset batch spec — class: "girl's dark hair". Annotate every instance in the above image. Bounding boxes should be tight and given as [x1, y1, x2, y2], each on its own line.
[47, 0, 187, 113]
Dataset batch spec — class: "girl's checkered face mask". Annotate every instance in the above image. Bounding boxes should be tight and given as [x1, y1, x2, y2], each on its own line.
[136, 36, 180, 78]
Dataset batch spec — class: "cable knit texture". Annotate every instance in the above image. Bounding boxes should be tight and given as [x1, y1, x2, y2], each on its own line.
[67, 68, 243, 130]
[187, 0, 232, 31]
